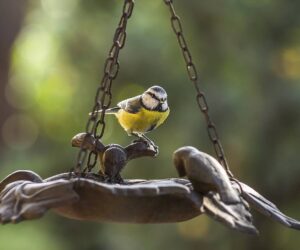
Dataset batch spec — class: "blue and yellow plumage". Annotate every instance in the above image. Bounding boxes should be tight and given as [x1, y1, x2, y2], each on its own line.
[92, 85, 170, 146]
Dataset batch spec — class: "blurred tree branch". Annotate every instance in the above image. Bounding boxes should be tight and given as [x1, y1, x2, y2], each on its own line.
[0, 0, 27, 147]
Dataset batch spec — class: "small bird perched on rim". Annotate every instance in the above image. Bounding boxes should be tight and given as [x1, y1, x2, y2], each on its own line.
[90, 85, 170, 149]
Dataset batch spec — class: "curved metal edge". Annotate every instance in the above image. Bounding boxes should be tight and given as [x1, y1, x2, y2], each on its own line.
[0, 170, 43, 193]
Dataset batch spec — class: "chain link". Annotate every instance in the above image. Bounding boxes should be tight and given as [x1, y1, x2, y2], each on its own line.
[74, 0, 135, 175]
[163, 0, 233, 178]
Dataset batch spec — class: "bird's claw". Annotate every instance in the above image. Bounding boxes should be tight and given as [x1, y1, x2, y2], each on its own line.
[148, 143, 159, 156]
[154, 147, 159, 156]
[132, 137, 159, 156]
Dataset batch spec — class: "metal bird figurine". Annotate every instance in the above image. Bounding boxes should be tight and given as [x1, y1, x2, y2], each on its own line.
[173, 146, 240, 204]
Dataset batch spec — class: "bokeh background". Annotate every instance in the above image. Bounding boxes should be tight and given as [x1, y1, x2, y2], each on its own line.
[0, 0, 300, 249]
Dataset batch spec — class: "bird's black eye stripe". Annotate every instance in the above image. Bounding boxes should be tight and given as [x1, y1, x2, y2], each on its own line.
[146, 91, 160, 101]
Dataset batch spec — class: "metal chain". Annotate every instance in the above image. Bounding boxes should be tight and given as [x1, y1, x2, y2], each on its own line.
[163, 0, 233, 178]
[74, 0, 135, 175]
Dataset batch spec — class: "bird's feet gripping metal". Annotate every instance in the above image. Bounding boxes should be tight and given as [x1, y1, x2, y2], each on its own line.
[132, 133, 159, 156]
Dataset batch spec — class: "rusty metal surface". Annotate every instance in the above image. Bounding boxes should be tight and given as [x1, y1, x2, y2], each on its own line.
[0, 171, 203, 224]
[54, 177, 202, 223]
[0, 148, 298, 235]
[0, 169, 258, 235]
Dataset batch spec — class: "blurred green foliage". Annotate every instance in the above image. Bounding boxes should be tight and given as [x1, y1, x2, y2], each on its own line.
[1, 0, 300, 249]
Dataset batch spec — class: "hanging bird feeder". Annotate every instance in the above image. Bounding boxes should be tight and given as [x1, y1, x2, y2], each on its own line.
[0, 0, 299, 235]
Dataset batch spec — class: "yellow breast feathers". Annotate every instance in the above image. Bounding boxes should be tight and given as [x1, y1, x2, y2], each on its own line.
[115, 107, 170, 134]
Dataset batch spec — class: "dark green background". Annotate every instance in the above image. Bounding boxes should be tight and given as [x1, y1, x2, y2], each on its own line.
[0, 0, 299, 249]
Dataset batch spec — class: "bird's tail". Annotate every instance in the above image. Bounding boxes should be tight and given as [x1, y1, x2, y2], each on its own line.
[89, 107, 120, 116]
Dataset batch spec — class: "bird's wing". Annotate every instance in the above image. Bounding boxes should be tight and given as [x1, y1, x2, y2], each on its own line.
[117, 95, 142, 114]
[236, 181, 300, 230]
[204, 155, 241, 204]
[188, 152, 240, 204]
[203, 191, 258, 235]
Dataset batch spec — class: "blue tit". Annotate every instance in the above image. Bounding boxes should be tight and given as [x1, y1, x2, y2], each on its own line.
[91, 85, 170, 145]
